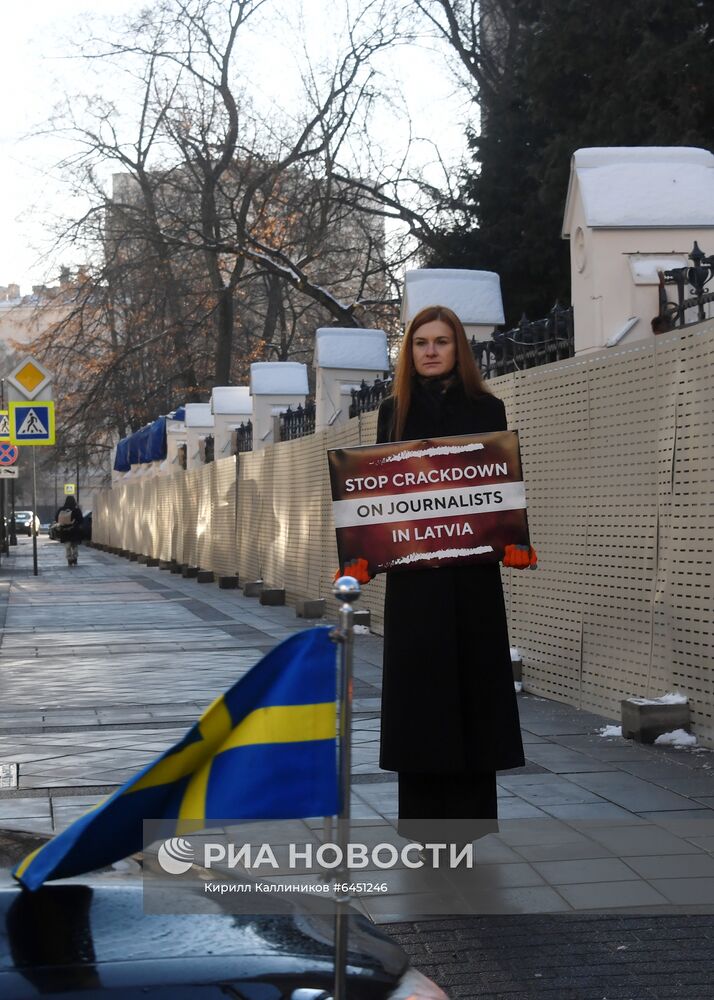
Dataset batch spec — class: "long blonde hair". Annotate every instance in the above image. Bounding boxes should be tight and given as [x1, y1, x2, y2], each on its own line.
[391, 305, 491, 440]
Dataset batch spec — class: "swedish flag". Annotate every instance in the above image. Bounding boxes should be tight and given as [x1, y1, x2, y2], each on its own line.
[15, 627, 338, 891]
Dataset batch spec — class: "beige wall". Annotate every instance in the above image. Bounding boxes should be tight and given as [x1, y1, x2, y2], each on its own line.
[94, 320, 714, 745]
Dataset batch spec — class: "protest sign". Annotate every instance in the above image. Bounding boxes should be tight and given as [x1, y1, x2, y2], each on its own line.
[328, 431, 530, 574]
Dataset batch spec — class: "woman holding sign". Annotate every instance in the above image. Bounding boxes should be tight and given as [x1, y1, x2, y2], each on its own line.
[376, 305, 534, 843]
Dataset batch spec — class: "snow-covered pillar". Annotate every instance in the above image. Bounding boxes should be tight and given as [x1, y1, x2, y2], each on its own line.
[401, 269, 505, 340]
[210, 386, 252, 458]
[562, 147, 714, 354]
[184, 403, 214, 471]
[313, 327, 389, 431]
[249, 362, 309, 450]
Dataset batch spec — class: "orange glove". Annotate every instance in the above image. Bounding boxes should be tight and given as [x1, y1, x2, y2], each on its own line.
[334, 557, 373, 584]
[502, 544, 538, 569]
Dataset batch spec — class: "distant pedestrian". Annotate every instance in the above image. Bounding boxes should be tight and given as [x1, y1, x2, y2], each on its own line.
[56, 496, 83, 567]
[376, 305, 535, 847]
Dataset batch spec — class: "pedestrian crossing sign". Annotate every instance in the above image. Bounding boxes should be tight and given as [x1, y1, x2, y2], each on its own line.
[0, 410, 8, 443]
[9, 400, 55, 446]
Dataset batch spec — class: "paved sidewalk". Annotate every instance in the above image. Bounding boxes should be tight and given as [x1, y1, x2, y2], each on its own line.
[2, 536, 714, 996]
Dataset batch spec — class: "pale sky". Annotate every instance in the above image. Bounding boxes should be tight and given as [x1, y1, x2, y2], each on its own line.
[0, 1, 474, 294]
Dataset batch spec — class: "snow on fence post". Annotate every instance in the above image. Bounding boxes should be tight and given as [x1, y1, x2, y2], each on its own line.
[210, 386, 252, 458]
[313, 327, 389, 432]
[249, 362, 309, 450]
[401, 268, 505, 341]
[562, 146, 714, 354]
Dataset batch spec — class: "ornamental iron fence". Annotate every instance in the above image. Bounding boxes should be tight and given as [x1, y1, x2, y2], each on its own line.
[232, 421, 253, 454]
[349, 304, 574, 415]
[349, 376, 393, 419]
[470, 302, 574, 378]
[658, 242, 714, 329]
[278, 399, 316, 442]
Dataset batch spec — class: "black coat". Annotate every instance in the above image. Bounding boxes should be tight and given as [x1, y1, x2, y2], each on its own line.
[376, 380, 525, 774]
[56, 505, 83, 543]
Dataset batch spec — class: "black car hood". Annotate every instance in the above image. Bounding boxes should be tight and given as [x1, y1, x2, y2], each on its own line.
[0, 879, 407, 998]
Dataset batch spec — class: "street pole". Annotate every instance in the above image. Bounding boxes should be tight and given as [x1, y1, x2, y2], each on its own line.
[31, 450, 38, 576]
[0, 379, 5, 557]
[331, 575, 359, 1000]
[9, 478, 16, 545]
[0, 479, 6, 555]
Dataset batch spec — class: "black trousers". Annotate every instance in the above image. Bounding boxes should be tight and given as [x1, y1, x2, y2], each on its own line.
[397, 770, 498, 842]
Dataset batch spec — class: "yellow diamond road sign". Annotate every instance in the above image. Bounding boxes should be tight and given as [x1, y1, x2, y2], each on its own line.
[7, 355, 52, 401]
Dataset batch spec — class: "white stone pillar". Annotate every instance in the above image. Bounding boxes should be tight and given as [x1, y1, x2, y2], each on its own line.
[313, 328, 389, 431]
[210, 386, 252, 457]
[562, 147, 714, 353]
[165, 416, 187, 474]
[249, 363, 308, 450]
[184, 403, 214, 470]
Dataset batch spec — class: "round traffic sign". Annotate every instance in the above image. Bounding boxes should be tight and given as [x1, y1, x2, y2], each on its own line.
[0, 444, 18, 466]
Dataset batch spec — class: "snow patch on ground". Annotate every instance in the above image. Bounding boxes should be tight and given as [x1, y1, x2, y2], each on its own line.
[514, 681, 523, 693]
[654, 729, 697, 748]
[599, 724, 623, 738]
[353, 624, 370, 635]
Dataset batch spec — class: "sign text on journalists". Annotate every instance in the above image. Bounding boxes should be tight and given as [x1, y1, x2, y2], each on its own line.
[328, 431, 530, 574]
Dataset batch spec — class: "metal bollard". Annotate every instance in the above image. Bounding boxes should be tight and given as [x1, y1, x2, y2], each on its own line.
[331, 574, 360, 1000]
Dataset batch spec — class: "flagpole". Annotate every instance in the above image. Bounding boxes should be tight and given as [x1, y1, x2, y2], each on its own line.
[332, 575, 360, 1000]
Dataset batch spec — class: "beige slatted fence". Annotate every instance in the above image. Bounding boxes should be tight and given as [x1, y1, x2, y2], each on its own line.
[208, 457, 239, 577]
[94, 320, 714, 744]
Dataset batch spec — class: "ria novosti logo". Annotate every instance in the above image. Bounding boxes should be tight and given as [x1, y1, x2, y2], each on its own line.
[157, 838, 195, 875]
[154, 837, 474, 874]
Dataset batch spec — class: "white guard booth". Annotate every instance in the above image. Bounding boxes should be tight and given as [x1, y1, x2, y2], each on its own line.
[250, 362, 308, 450]
[184, 403, 214, 471]
[313, 327, 389, 431]
[210, 386, 252, 458]
[562, 147, 714, 353]
[401, 269, 505, 340]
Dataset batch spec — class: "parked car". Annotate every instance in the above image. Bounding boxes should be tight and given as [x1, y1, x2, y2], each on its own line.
[13, 511, 39, 536]
[0, 877, 446, 998]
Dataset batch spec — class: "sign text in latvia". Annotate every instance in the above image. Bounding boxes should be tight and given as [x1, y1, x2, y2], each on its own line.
[328, 431, 531, 575]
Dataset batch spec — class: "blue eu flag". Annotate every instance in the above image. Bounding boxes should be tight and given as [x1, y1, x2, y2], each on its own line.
[15, 627, 338, 891]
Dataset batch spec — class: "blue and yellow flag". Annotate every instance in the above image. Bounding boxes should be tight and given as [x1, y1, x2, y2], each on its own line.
[15, 627, 338, 891]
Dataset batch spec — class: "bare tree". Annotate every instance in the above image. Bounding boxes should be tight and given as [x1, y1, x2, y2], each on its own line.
[31, 0, 472, 458]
